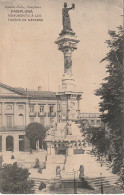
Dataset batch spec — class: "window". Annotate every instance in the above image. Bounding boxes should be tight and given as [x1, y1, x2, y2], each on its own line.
[40, 117, 44, 126]
[30, 105, 34, 113]
[19, 135, 24, 139]
[6, 105, 12, 111]
[18, 114, 24, 126]
[6, 116, 13, 128]
[18, 105, 24, 110]
[30, 117, 34, 123]
[97, 120, 101, 124]
[6, 136, 14, 151]
[40, 106, 44, 113]
[49, 106, 54, 113]
[19, 135, 24, 151]
[91, 120, 95, 125]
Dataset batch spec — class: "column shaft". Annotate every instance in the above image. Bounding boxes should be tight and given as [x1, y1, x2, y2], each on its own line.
[64, 49, 72, 74]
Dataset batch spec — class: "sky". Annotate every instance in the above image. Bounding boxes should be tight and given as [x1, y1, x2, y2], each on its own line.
[0, 0, 122, 112]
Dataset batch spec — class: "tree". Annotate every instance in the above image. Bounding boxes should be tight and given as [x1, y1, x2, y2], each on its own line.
[0, 162, 34, 194]
[80, 120, 110, 159]
[95, 26, 124, 174]
[25, 122, 46, 150]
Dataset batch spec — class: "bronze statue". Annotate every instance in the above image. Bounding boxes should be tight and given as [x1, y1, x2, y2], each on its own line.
[62, 3, 75, 31]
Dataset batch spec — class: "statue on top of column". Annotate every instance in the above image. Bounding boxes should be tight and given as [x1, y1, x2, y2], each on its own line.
[62, 3, 75, 32]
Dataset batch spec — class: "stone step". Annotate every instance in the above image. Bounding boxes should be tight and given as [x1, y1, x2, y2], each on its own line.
[31, 177, 60, 193]
[87, 176, 119, 183]
[32, 175, 119, 193]
[87, 178, 118, 183]
[85, 175, 119, 190]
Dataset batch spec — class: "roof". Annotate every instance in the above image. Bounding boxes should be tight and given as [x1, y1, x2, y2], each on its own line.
[0, 82, 56, 100]
[25, 90, 56, 100]
[0, 82, 28, 97]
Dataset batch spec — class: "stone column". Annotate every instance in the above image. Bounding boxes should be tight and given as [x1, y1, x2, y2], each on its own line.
[63, 48, 72, 75]
[14, 134, 19, 152]
[13, 103, 17, 127]
[57, 98, 59, 123]
[25, 102, 30, 126]
[77, 98, 80, 119]
[66, 95, 68, 121]
[77, 96, 81, 120]
[2, 134, 6, 152]
[45, 104, 50, 127]
[1, 103, 5, 127]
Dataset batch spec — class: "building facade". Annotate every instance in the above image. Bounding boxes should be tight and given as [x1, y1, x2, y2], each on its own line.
[80, 112, 102, 128]
[0, 83, 103, 154]
[0, 82, 57, 152]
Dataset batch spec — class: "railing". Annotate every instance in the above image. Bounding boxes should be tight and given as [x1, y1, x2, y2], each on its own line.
[29, 112, 37, 117]
[0, 126, 26, 131]
[48, 112, 56, 117]
[38, 112, 46, 117]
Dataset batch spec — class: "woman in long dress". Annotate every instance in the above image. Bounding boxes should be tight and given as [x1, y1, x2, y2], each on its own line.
[62, 3, 75, 31]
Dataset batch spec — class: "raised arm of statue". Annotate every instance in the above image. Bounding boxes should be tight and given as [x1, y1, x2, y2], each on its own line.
[68, 4, 75, 10]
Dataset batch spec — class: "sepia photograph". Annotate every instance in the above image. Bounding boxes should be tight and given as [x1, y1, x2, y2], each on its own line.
[0, 0, 124, 194]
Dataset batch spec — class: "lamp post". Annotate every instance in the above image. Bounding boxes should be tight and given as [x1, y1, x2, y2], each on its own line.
[73, 169, 77, 194]
[100, 173, 104, 194]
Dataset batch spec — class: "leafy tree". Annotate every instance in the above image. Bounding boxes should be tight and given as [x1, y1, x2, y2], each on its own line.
[25, 122, 46, 150]
[80, 120, 109, 159]
[95, 26, 124, 174]
[0, 162, 34, 194]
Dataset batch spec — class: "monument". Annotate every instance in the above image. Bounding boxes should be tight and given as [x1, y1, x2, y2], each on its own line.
[45, 3, 83, 157]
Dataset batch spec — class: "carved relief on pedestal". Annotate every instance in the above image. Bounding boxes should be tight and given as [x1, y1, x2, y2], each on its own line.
[64, 55, 72, 74]
[61, 102, 67, 120]
[70, 101, 76, 119]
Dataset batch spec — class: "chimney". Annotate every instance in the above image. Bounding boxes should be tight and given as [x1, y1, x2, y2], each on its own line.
[38, 86, 42, 91]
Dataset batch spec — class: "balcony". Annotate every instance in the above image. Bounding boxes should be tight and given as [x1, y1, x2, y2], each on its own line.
[29, 112, 37, 117]
[48, 112, 56, 117]
[38, 112, 46, 117]
[0, 126, 25, 132]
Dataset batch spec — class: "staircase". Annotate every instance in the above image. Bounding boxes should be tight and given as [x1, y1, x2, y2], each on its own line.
[31, 178, 50, 194]
[85, 175, 119, 192]
[28, 152, 120, 193]
[38, 155, 65, 179]
[31, 175, 120, 194]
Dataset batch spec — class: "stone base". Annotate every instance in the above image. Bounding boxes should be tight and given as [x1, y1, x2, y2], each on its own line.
[59, 29, 76, 36]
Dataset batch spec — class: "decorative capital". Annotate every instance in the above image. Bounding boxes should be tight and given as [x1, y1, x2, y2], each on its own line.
[55, 35, 80, 53]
